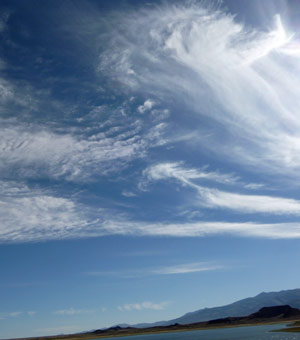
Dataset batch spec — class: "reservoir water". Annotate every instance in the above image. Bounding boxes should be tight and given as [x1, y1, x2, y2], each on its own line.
[94, 324, 300, 340]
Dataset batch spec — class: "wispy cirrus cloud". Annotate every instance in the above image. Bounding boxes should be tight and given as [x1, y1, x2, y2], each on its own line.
[87, 261, 223, 278]
[54, 308, 94, 316]
[2, 1, 300, 245]
[144, 162, 238, 185]
[99, 219, 300, 240]
[0, 95, 169, 182]
[117, 301, 168, 312]
[134, 221, 300, 239]
[2, 177, 300, 243]
[144, 162, 300, 215]
[0, 181, 102, 243]
[0, 311, 35, 319]
[152, 262, 223, 275]
[99, 2, 300, 179]
[2, 176, 300, 242]
[0, 123, 145, 181]
[4, 206, 300, 242]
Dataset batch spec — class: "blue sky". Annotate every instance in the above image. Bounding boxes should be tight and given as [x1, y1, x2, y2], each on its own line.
[1, 0, 300, 338]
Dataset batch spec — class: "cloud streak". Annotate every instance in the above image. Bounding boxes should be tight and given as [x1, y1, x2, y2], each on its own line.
[144, 162, 300, 215]
[54, 308, 94, 316]
[117, 301, 168, 312]
[101, 220, 300, 240]
[0, 311, 35, 320]
[87, 261, 223, 278]
[152, 262, 223, 275]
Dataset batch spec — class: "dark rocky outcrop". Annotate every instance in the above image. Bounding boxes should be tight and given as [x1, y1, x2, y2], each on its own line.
[249, 305, 300, 319]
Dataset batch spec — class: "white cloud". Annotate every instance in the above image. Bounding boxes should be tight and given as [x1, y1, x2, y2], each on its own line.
[122, 191, 137, 197]
[137, 99, 155, 113]
[54, 308, 94, 316]
[244, 183, 265, 190]
[117, 301, 168, 312]
[99, 2, 300, 179]
[3, 185, 300, 241]
[144, 162, 238, 185]
[87, 261, 222, 278]
[0, 123, 145, 181]
[101, 219, 300, 240]
[0, 91, 170, 182]
[1, 172, 300, 243]
[0, 181, 102, 243]
[144, 162, 300, 215]
[199, 189, 300, 215]
[0, 311, 23, 319]
[152, 262, 223, 275]
[136, 221, 300, 239]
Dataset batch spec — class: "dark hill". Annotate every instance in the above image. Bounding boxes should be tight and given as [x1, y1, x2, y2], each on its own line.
[207, 305, 300, 326]
[249, 305, 300, 319]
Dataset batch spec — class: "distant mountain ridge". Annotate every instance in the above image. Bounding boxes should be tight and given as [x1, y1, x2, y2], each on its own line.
[131, 288, 300, 328]
[24, 304, 300, 340]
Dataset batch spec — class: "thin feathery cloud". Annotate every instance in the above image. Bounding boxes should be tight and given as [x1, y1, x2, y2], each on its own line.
[117, 301, 168, 312]
[152, 262, 223, 275]
[4, 196, 300, 241]
[0, 87, 169, 182]
[0, 181, 102, 243]
[101, 219, 300, 240]
[0, 123, 145, 181]
[144, 162, 238, 185]
[54, 308, 94, 316]
[122, 191, 137, 197]
[135, 221, 300, 239]
[144, 163, 300, 215]
[0, 311, 23, 319]
[87, 261, 222, 278]
[99, 2, 300, 179]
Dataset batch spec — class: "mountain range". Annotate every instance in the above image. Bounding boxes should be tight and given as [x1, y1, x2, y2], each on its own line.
[127, 288, 300, 328]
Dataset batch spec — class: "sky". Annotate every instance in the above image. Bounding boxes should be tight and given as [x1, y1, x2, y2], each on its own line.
[1, 0, 300, 338]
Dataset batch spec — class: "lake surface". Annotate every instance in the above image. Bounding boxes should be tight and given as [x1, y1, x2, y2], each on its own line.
[94, 324, 300, 340]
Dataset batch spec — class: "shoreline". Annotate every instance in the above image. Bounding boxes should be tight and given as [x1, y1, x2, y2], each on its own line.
[6, 320, 296, 340]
